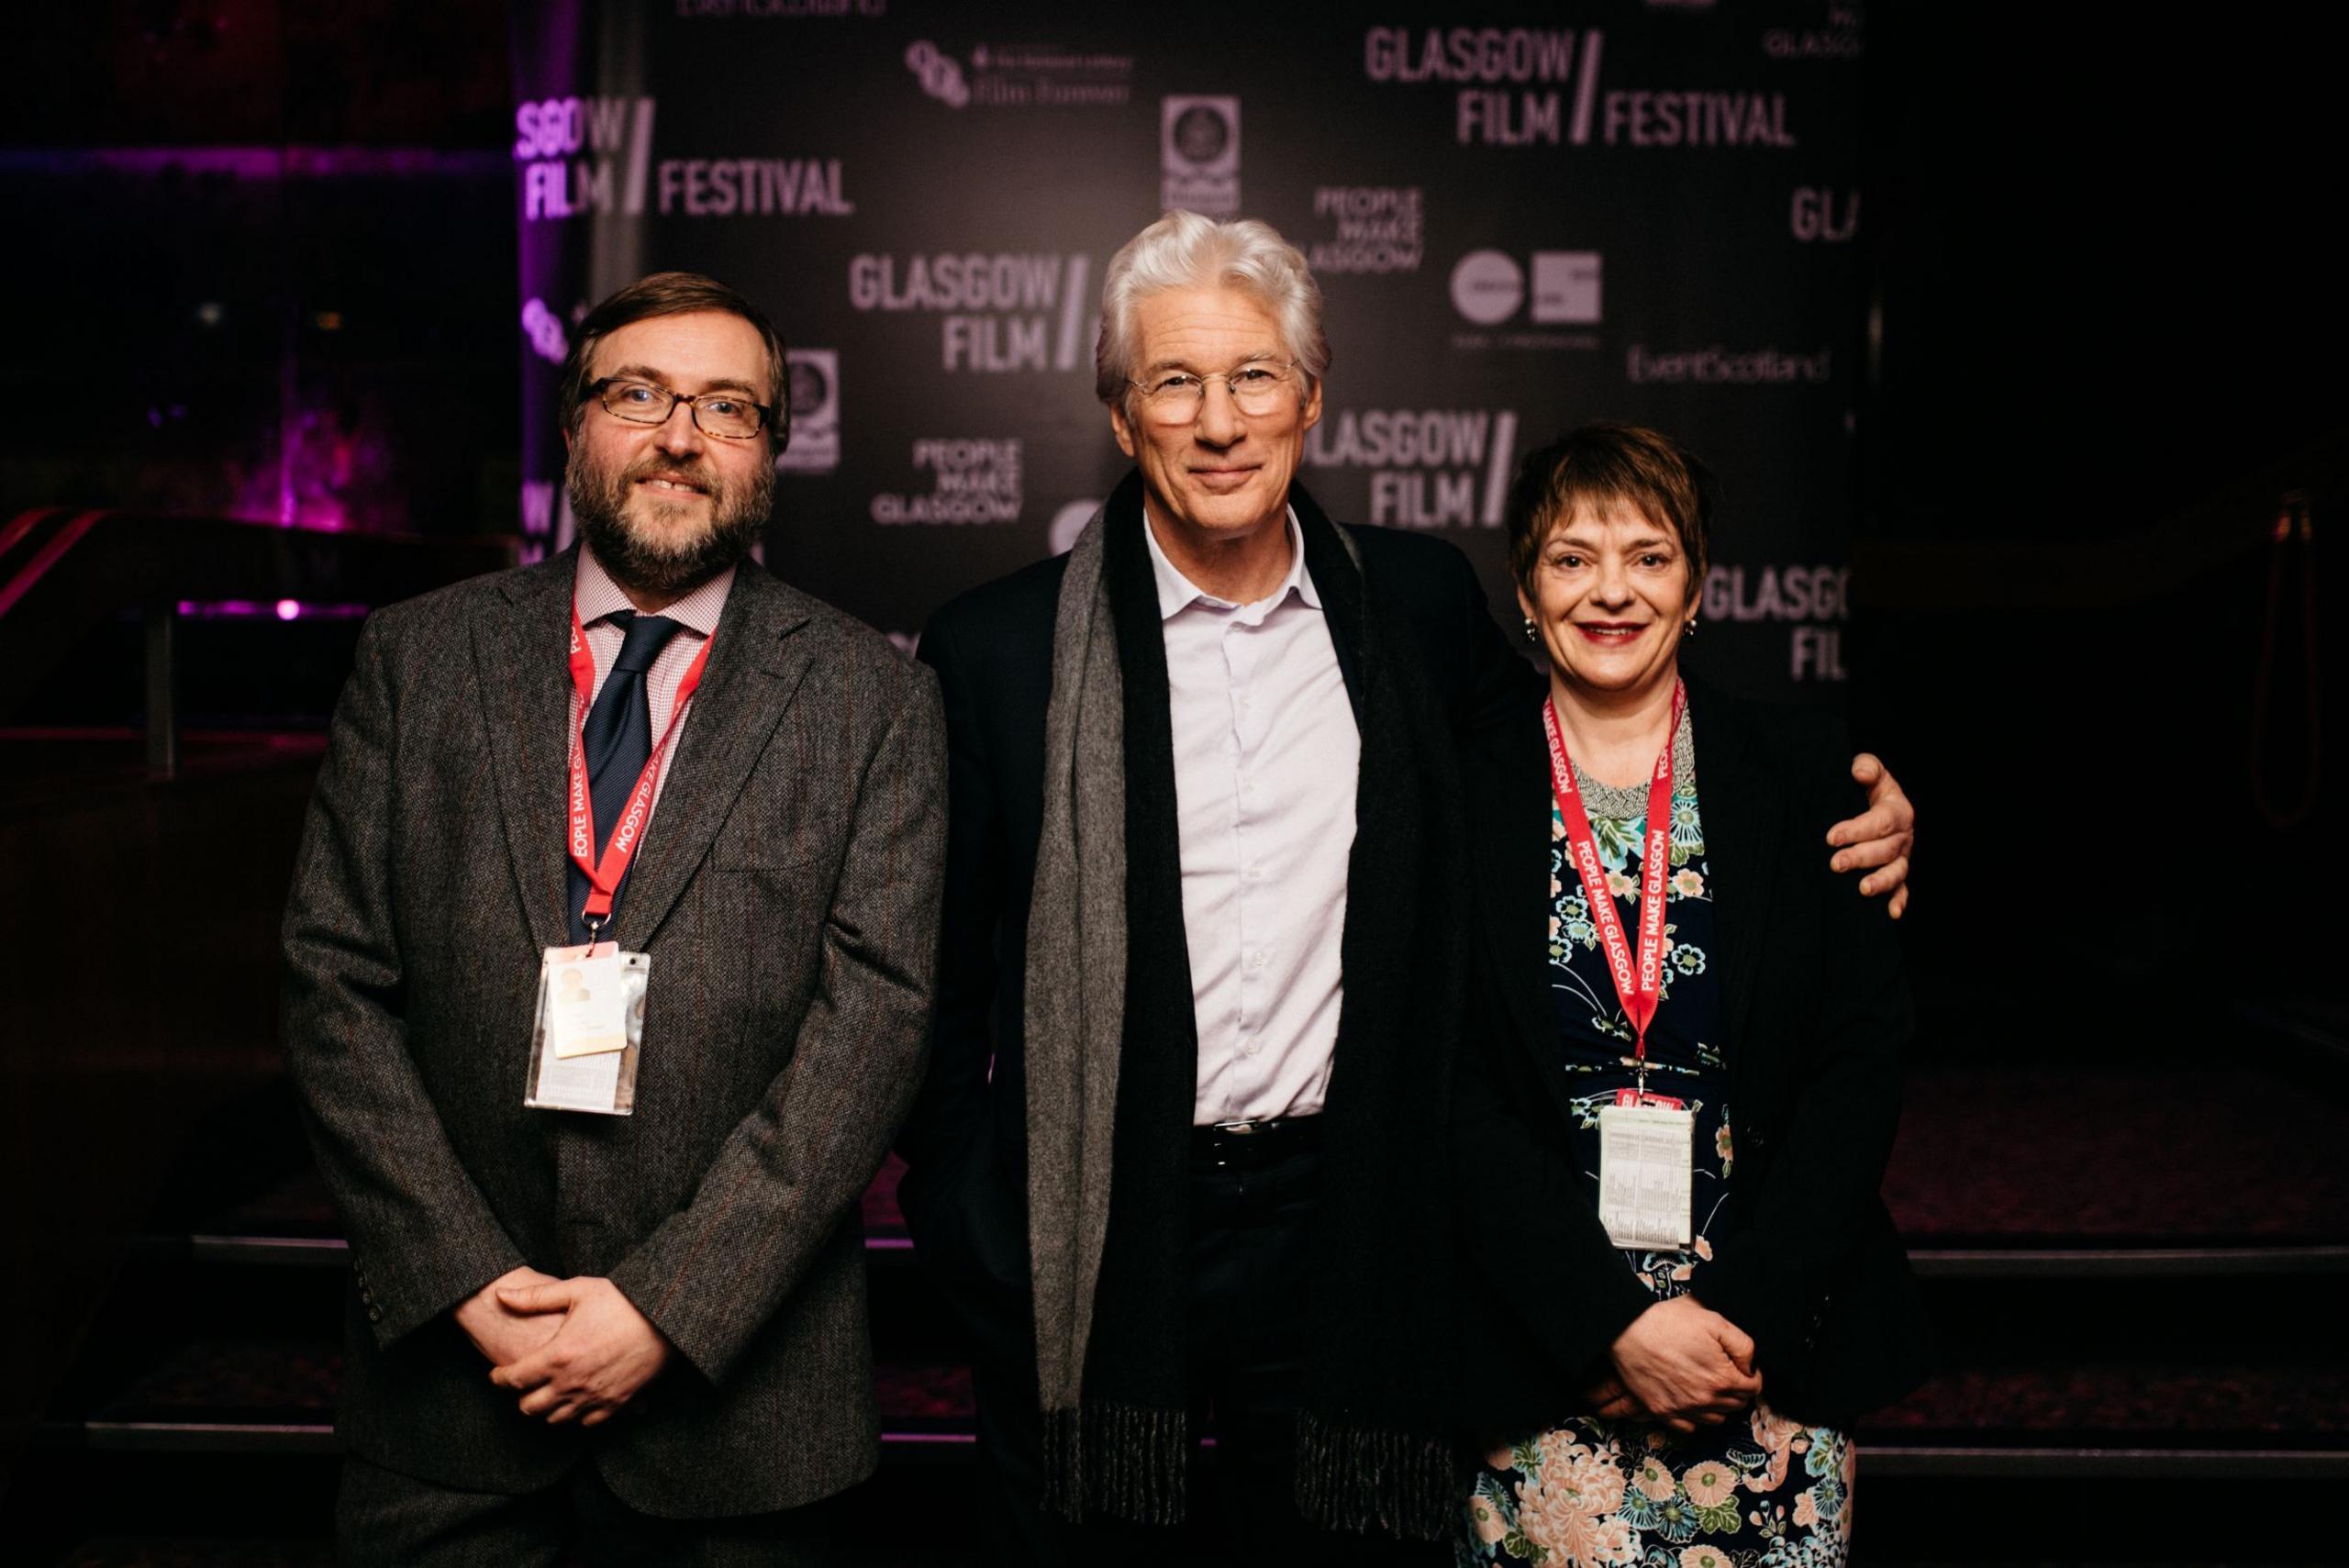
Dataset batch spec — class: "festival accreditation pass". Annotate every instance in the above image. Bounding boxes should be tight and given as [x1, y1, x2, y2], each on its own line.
[524, 606, 710, 1115]
[525, 944, 649, 1115]
[1597, 1098, 1695, 1249]
[1543, 682, 1696, 1251]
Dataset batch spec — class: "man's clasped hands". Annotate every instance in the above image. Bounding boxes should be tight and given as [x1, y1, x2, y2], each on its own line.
[453, 1265, 674, 1427]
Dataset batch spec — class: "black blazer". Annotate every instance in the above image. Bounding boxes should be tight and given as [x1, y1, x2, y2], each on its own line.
[895, 480, 1534, 1363]
[1451, 675, 1929, 1433]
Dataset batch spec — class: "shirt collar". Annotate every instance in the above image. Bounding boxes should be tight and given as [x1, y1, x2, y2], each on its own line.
[1141, 505, 1319, 622]
[574, 541, 733, 639]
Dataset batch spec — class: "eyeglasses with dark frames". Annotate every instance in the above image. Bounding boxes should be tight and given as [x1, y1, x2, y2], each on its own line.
[587, 376, 774, 439]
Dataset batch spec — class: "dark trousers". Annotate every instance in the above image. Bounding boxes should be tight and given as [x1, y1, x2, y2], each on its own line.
[336, 1453, 853, 1568]
[970, 1137, 1442, 1567]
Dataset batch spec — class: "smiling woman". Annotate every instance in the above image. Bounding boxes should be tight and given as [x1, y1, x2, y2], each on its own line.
[1452, 422, 1927, 1568]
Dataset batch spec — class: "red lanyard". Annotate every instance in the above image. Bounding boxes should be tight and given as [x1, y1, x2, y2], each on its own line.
[1542, 680, 1686, 1072]
[565, 606, 712, 940]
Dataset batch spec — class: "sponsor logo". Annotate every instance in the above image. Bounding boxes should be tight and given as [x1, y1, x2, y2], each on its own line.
[1702, 563, 1851, 681]
[1162, 95, 1239, 217]
[1450, 250, 1601, 349]
[1049, 500, 1099, 555]
[1626, 344, 1832, 384]
[675, 0, 887, 16]
[515, 96, 657, 220]
[906, 39, 1133, 108]
[1305, 407, 1520, 529]
[1765, 1, 1863, 60]
[847, 252, 1093, 373]
[1364, 27, 1797, 150]
[1449, 251, 1522, 325]
[774, 350, 840, 473]
[520, 298, 569, 363]
[656, 158, 852, 216]
[1790, 187, 1858, 242]
[1308, 186, 1423, 274]
[906, 40, 969, 106]
[871, 439, 1022, 525]
[1531, 251, 1601, 323]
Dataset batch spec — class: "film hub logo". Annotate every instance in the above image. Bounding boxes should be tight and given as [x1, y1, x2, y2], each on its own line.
[774, 350, 839, 474]
[1162, 96, 1240, 217]
[906, 39, 1133, 107]
[1308, 187, 1423, 274]
[515, 96, 657, 219]
[1306, 407, 1520, 529]
[848, 251, 1094, 373]
[871, 439, 1023, 525]
[1703, 563, 1851, 681]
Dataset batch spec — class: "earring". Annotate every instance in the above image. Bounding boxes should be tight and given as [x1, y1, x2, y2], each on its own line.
[1522, 617, 1540, 644]
[1683, 619, 1698, 639]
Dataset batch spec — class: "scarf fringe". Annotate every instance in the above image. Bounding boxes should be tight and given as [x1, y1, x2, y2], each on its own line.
[1041, 1400, 1190, 1527]
[1294, 1409, 1463, 1542]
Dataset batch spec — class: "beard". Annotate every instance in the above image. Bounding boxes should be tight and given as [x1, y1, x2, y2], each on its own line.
[567, 443, 774, 601]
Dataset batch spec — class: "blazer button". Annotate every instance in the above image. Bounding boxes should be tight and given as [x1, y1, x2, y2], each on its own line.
[367, 1305, 383, 1323]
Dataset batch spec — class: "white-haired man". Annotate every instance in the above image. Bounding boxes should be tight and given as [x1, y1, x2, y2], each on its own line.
[896, 212, 1915, 1564]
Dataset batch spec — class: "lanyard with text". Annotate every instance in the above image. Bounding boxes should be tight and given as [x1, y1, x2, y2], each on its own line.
[1542, 678, 1686, 1101]
[565, 606, 712, 944]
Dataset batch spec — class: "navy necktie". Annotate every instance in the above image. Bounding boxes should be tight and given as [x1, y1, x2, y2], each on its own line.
[567, 610, 684, 944]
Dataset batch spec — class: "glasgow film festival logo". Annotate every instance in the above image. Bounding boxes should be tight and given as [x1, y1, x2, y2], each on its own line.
[1162, 95, 1240, 217]
[775, 350, 840, 473]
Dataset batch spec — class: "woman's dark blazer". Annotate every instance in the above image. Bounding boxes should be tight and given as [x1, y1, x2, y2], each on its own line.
[1451, 673, 1930, 1435]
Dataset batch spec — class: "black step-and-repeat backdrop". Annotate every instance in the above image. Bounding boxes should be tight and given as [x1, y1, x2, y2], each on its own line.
[511, 0, 1866, 700]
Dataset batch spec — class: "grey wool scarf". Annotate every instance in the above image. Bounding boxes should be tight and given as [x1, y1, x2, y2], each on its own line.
[1021, 499, 1130, 1442]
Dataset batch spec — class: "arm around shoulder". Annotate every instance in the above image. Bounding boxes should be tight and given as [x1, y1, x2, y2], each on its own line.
[1690, 741, 1912, 1353]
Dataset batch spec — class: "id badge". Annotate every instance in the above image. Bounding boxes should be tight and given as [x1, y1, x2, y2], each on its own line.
[1597, 1100, 1694, 1250]
[523, 943, 648, 1115]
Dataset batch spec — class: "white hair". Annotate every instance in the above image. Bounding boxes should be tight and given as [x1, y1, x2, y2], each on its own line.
[1093, 210, 1330, 412]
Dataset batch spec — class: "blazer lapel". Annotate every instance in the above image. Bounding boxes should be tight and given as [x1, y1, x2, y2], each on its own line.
[1468, 701, 1590, 1128]
[473, 550, 581, 955]
[609, 566, 815, 950]
[1685, 677, 1781, 1067]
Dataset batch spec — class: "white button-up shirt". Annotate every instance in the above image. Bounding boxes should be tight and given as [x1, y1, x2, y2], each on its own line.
[1145, 511, 1361, 1125]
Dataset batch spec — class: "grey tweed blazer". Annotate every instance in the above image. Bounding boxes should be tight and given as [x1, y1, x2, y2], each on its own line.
[279, 547, 945, 1517]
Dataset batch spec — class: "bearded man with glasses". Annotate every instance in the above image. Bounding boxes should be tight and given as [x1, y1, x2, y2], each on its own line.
[281, 270, 944, 1564]
[896, 211, 1918, 1563]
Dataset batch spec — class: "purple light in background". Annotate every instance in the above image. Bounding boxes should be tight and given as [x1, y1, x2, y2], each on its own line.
[176, 599, 371, 622]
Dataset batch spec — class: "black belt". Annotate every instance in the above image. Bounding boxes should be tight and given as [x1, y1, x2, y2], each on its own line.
[1190, 1115, 1323, 1163]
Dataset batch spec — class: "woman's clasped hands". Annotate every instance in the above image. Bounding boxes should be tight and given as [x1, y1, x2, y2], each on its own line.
[1587, 1296, 1762, 1434]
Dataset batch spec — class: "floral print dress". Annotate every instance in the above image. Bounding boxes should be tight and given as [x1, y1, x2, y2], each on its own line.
[1459, 731, 1856, 1568]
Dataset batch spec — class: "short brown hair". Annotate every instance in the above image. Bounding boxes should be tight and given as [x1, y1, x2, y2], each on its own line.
[1504, 422, 1714, 601]
[557, 271, 789, 447]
